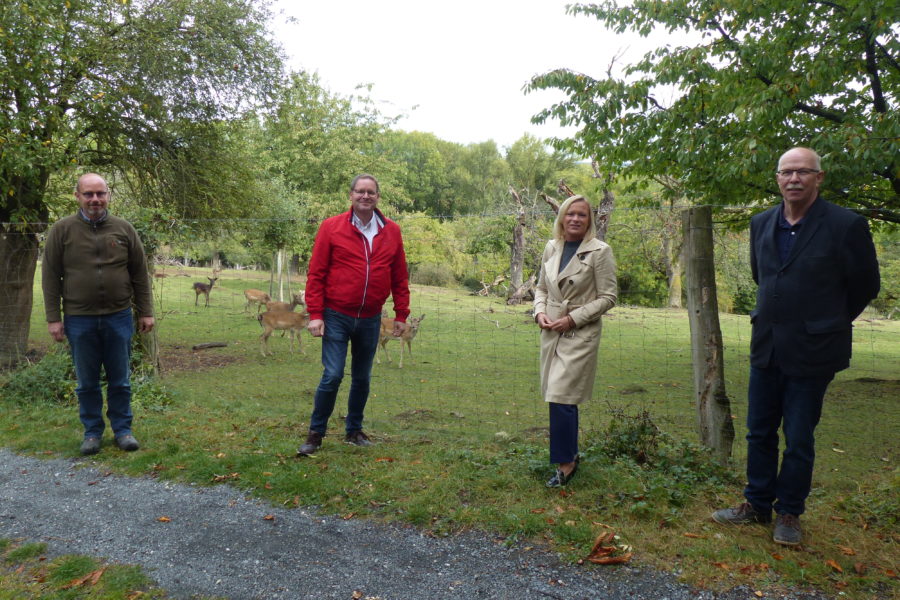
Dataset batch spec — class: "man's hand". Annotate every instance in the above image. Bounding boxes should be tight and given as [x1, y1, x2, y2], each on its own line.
[308, 319, 325, 337]
[138, 316, 155, 334]
[392, 320, 406, 337]
[47, 321, 65, 343]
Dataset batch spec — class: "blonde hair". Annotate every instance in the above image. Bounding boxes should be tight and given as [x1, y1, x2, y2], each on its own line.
[552, 195, 596, 242]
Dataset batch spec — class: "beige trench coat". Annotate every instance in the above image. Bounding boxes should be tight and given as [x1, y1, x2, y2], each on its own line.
[534, 238, 617, 405]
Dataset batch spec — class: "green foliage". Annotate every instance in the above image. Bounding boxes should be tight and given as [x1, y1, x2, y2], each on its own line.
[4, 542, 46, 563]
[586, 409, 738, 514]
[409, 263, 457, 287]
[0, 346, 75, 405]
[0, 0, 283, 224]
[131, 374, 175, 413]
[835, 469, 900, 529]
[527, 0, 899, 224]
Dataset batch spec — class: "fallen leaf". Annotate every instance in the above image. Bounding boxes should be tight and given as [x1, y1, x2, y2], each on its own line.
[530, 508, 546, 514]
[62, 568, 105, 589]
[127, 592, 145, 599]
[157, 516, 171, 522]
[375, 457, 395, 462]
[825, 559, 843, 573]
[829, 516, 846, 523]
[263, 515, 275, 521]
[683, 532, 705, 539]
[713, 562, 730, 570]
[262, 472, 273, 476]
[853, 563, 866, 575]
[215, 452, 226, 458]
[884, 568, 897, 578]
[342, 512, 356, 520]
[554, 505, 565, 514]
[754, 591, 763, 598]
[588, 553, 632, 565]
[352, 592, 363, 599]
[837, 545, 856, 556]
[770, 553, 784, 561]
[831, 447, 845, 453]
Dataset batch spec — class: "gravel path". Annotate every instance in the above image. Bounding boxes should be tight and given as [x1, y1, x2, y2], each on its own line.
[0, 448, 828, 600]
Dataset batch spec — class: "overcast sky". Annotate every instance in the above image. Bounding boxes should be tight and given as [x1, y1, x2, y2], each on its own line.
[271, 0, 670, 149]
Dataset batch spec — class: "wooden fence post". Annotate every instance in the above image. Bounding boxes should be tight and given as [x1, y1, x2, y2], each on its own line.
[682, 206, 735, 463]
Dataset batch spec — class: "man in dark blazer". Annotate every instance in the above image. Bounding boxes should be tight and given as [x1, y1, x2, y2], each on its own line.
[713, 147, 880, 545]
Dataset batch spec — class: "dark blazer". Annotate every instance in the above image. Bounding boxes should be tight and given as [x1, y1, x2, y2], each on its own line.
[749, 198, 880, 377]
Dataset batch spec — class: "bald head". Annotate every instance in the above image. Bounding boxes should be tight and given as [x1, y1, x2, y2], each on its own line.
[75, 173, 110, 221]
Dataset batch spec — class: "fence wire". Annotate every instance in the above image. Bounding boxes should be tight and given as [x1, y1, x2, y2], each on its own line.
[2, 214, 897, 477]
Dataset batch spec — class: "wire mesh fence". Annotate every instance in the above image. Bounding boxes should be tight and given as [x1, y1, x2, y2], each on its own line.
[2, 212, 897, 477]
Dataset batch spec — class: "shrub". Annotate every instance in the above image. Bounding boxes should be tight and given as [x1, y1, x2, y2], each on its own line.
[0, 347, 76, 405]
[410, 262, 456, 287]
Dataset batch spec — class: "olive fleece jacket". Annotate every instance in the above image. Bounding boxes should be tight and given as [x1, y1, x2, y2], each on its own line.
[42, 212, 154, 322]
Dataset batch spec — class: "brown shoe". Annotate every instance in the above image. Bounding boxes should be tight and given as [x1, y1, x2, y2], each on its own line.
[297, 431, 323, 456]
[712, 502, 772, 525]
[344, 430, 373, 447]
[773, 513, 802, 545]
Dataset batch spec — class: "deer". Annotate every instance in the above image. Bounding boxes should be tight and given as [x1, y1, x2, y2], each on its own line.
[192, 277, 218, 307]
[264, 291, 305, 313]
[243, 289, 271, 314]
[376, 314, 425, 368]
[258, 310, 310, 356]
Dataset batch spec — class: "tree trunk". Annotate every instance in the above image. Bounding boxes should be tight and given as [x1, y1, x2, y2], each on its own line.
[508, 187, 526, 301]
[594, 187, 615, 242]
[664, 237, 683, 308]
[133, 258, 161, 376]
[0, 226, 40, 368]
[682, 206, 734, 463]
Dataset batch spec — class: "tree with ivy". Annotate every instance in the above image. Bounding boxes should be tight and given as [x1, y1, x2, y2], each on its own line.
[0, 0, 283, 367]
[527, 0, 898, 223]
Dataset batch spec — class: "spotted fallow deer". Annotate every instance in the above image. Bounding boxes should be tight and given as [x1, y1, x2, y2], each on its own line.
[376, 314, 425, 368]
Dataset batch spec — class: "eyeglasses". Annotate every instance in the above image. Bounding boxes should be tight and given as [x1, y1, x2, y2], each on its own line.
[352, 189, 378, 197]
[775, 169, 820, 178]
[79, 191, 109, 199]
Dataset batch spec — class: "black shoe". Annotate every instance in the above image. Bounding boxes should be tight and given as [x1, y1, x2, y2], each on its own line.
[773, 513, 802, 545]
[546, 456, 579, 487]
[344, 430, 373, 447]
[114, 434, 140, 452]
[80, 437, 101, 456]
[712, 502, 772, 525]
[297, 431, 323, 456]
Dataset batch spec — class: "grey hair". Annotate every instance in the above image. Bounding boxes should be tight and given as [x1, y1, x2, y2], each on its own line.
[349, 174, 379, 194]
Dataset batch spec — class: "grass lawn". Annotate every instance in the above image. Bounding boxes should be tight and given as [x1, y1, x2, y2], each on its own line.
[2, 265, 897, 599]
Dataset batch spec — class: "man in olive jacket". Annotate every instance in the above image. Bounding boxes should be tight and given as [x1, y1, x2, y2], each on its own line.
[42, 173, 155, 456]
[713, 148, 880, 545]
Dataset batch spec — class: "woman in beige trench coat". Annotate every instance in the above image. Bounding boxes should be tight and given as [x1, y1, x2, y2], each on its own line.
[534, 195, 617, 487]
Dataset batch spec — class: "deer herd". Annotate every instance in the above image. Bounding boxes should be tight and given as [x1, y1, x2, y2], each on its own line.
[189, 275, 425, 365]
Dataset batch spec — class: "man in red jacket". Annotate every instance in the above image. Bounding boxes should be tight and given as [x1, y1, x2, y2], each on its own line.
[298, 174, 410, 456]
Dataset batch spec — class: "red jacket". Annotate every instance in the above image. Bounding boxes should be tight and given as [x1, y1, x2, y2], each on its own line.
[305, 208, 410, 322]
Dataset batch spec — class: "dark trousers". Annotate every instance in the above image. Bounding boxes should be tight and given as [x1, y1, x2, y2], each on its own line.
[744, 365, 833, 517]
[64, 308, 134, 440]
[309, 308, 382, 435]
[549, 402, 579, 464]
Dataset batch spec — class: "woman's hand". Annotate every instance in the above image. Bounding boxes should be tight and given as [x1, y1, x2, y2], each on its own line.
[537, 313, 575, 333]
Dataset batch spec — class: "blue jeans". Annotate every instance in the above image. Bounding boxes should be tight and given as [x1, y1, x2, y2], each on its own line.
[549, 402, 579, 464]
[744, 365, 833, 517]
[309, 308, 382, 435]
[64, 308, 134, 440]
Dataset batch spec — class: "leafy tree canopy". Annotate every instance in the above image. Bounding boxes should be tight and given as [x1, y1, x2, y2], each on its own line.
[0, 0, 284, 225]
[527, 0, 899, 224]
